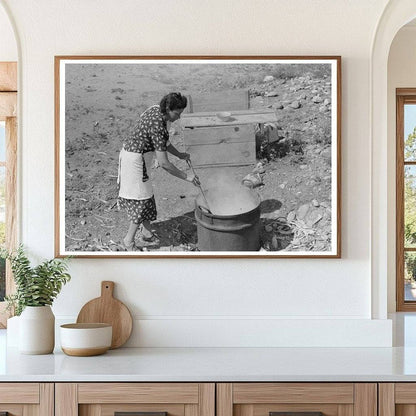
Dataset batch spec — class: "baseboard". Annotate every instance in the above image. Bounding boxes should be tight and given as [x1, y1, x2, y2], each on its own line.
[56, 317, 392, 347]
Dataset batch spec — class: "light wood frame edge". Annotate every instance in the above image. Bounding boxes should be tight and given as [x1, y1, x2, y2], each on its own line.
[379, 383, 395, 416]
[55, 383, 78, 416]
[0, 65, 18, 328]
[217, 383, 233, 416]
[353, 384, 377, 416]
[54, 55, 341, 258]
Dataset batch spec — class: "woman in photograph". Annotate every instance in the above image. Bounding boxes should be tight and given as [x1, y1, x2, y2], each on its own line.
[117, 92, 200, 251]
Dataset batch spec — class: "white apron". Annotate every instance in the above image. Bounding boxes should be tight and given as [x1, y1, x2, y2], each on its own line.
[117, 148, 154, 200]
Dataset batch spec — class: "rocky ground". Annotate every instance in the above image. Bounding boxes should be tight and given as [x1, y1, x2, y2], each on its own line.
[64, 63, 334, 253]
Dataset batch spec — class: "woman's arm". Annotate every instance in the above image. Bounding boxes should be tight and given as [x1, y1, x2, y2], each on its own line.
[167, 142, 190, 160]
[155, 150, 199, 185]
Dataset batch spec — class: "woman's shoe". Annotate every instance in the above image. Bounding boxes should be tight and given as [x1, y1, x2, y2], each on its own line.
[140, 233, 160, 244]
[139, 224, 159, 243]
[123, 239, 142, 251]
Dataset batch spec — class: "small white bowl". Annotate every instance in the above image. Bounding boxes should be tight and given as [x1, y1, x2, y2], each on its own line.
[216, 111, 232, 121]
[60, 323, 112, 357]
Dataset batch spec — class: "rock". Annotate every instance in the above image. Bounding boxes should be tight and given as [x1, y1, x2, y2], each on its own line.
[80, 220, 86, 225]
[298, 94, 307, 100]
[253, 162, 265, 174]
[273, 103, 284, 109]
[305, 209, 323, 227]
[290, 100, 301, 109]
[263, 75, 275, 82]
[279, 183, 286, 189]
[287, 210, 296, 222]
[323, 98, 331, 106]
[312, 95, 322, 103]
[321, 148, 331, 159]
[297, 203, 310, 220]
[312, 199, 320, 207]
[265, 91, 279, 97]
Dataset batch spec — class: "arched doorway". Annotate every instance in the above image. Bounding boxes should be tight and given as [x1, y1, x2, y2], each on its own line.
[371, 0, 416, 319]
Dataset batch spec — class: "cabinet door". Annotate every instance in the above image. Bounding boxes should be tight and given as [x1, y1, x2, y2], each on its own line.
[56, 383, 215, 416]
[379, 383, 416, 416]
[0, 383, 53, 416]
[217, 383, 377, 416]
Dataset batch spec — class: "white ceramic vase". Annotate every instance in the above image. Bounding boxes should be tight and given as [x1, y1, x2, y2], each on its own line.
[6, 315, 20, 347]
[19, 305, 55, 354]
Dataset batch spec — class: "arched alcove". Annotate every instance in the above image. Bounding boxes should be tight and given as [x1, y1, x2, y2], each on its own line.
[371, 0, 416, 319]
[387, 19, 416, 313]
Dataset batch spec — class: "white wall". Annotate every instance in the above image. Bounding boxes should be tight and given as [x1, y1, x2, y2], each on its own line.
[0, 0, 393, 346]
[0, 2, 17, 233]
[0, 3, 17, 60]
[387, 25, 416, 312]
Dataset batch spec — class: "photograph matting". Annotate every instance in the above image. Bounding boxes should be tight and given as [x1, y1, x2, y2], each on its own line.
[55, 56, 341, 258]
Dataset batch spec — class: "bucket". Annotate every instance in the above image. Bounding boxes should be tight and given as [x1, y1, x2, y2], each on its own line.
[195, 190, 261, 251]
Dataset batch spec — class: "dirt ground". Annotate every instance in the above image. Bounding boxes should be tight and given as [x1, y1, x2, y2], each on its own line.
[64, 62, 333, 252]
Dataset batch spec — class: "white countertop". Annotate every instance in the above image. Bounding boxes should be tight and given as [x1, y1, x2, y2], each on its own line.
[2, 329, 416, 382]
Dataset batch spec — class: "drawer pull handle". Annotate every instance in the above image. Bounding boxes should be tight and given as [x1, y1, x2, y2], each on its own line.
[115, 413, 167, 416]
[270, 413, 324, 416]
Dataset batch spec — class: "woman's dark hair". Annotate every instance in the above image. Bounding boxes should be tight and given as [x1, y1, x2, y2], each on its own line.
[159, 92, 187, 114]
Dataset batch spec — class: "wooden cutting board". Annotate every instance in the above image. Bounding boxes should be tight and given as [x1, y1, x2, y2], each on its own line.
[76, 281, 133, 349]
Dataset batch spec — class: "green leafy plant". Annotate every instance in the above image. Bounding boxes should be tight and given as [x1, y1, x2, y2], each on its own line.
[1, 245, 71, 316]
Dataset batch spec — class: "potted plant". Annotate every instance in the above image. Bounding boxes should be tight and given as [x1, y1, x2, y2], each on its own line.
[1, 245, 71, 354]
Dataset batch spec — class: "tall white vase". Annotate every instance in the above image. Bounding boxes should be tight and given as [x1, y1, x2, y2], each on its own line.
[19, 306, 55, 354]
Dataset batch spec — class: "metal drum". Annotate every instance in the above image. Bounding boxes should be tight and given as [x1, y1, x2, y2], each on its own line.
[194, 190, 261, 252]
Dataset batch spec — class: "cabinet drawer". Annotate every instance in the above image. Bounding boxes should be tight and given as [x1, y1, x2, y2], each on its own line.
[217, 383, 376, 416]
[0, 383, 53, 416]
[379, 383, 416, 416]
[56, 383, 215, 416]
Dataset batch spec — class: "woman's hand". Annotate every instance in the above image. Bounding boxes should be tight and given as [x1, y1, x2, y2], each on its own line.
[178, 152, 191, 161]
[186, 172, 201, 186]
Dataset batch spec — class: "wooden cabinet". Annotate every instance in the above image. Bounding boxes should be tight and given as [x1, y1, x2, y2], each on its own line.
[0, 381, 384, 416]
[217, 383, 377, 416]
[55, 383, 215, 416]
[0, 383, 53, 416]
[378, 383, 416, 416]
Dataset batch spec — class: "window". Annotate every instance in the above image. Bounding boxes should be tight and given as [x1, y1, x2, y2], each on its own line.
[396, 89, 416, 310]
[0, 62, 17, 327]
[0, 121, 5, 301]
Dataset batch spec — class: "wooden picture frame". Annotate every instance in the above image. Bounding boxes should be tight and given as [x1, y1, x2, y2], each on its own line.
[396, 88, 416, 311]
[55, 56, 341, 258]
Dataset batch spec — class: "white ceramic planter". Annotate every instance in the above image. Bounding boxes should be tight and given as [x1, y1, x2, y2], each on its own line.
[6, 315, 20, 347]
[19, 305, 55, 354]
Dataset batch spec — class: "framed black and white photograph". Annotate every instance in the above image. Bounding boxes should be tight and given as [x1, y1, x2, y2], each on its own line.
[55, 56, 341, 258]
